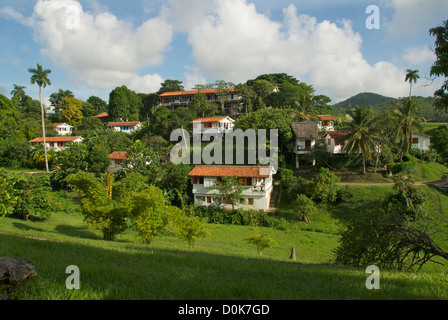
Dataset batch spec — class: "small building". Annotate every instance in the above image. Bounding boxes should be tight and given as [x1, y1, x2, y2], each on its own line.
[317, 115, 338, 131]
[108, 151, 130, 173]
[323, 131, 347, 155]
[290, 122, 319, 168]
[188, 166, 276, 211]
[29, 136, 83, 152]
[191, 116, 235, 135]
[411, 132, 432, 152]
[53, 123, 73, 136]
[106, 121, 142, 133]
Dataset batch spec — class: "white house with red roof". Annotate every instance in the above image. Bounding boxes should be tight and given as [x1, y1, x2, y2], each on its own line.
[188, 166, 276, 211]
[108, 151, 130, 172]
[191, 116, 235, 135]
[317, 115, 339, 131]
[107, 121, 142, 133]
[53, 123, 73, 136]
[29, 136, 83, 152]
[323, 131, 348, 154]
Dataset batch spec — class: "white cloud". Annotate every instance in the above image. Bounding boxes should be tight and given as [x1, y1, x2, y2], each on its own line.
[4, 0, 173, 93]
[180, 0, 410, 101]
[402, 46, 435, 65]
[384, 0, 447, 36]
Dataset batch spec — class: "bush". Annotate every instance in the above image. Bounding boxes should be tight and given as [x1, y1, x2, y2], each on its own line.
[387, 154, 417, 175]
[306, 167, 340, 203]
[295, 194, 318, 222]
[245, 232, 277, 256]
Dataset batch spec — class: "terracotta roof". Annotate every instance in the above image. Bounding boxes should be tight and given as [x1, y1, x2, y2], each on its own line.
[107, 121, 141, 127]
[325, 131, 347, 138]
[159, 88, 236, 97]
[93, 112, 109, 118]
[29, 136, 83, 143]
[53, 123, 72, 127]
[108, 152, 130, 160]
[317, 115, 339, 121]
[188, 166, 273, 178]
[191, 116, 234, 123]
[290, 122, 319, 139]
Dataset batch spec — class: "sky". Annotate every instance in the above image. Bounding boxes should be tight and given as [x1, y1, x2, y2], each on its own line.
[0, 0, 447, 107]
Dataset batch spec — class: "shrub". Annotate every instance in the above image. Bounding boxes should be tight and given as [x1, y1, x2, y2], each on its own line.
[387, 154, 417, 175]
[295, 194, 318, 222]
[245, 232, 277, 256]
[306, 167, 340, 203]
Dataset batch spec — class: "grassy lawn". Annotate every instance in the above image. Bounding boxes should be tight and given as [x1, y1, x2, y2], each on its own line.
[2, 183, 448, 300]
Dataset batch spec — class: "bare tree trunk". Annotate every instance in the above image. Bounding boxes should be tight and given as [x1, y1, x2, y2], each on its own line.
[40, 86, 49, 174]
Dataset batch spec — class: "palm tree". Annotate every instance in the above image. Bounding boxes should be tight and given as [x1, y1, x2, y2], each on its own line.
[28, 64, 52, 174]
[10, 84, 26, 102]
[405, 69, 420, 99]
[394, 98, 424, 161]
[342, 105, 377, 174]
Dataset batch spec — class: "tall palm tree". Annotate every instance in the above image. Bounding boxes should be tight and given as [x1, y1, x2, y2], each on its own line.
[28, 64, 52, 174]
[342, 105, 377, 174]
[10, 84, 26, 102]
[394, 98, 424, 161]
[405, 69, 420, 99]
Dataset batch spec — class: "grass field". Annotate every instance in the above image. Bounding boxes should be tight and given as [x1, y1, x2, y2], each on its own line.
[2, 181, 448, 300]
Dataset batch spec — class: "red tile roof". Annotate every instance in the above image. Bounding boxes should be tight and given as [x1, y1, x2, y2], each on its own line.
[93, 112, 109, 118]
[317, 115, 339, 121]
[191, 116, 234, 123]
[53, 123, 72, 127]
[159, 88, 236, 97]
[29, 136, 83, 143]
[106, 122, 141, 127]
[188, 166, 273, 178]
[108, 152, 130, 160]
[325, 131, 347, 138]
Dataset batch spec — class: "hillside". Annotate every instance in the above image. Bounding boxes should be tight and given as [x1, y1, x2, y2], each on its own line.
[332, 92, 395, 114]
[332, 93, 448, 122]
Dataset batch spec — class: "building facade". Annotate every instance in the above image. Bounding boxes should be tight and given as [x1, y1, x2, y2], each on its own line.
[29, 136, 83, 152]
[188, 166, 276, 211]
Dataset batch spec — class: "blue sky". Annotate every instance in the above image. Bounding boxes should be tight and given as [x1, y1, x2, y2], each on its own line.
[0, 0, 446, 106]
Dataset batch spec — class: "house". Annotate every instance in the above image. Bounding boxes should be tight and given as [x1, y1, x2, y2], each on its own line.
[411, 132, 432, 151]
[108, 151, 130, 173]
[290, 122, 319, 168]
[323, 131, 347, 155]
[159, 89, 242, 115]
[53, 123, 73, 136]
[188, 166, 276, 211]
[191, 116, 235, 135]
[29, 136, 83, 152]
[107, 121, 142, 133]
[317, 115, 338, 131]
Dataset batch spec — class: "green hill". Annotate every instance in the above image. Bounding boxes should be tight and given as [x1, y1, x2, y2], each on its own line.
[332, 93, 448, 122]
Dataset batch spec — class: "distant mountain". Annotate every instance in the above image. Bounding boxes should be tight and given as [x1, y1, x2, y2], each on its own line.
[332, 92, 395, 114]
[332, 92, 448, 122]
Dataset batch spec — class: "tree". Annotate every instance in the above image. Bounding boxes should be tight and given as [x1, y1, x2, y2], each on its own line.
[87, 96, 108, 115]
[394, 99, 425, 161]
[306, 167, 340, 203]
[50, 89, 74, 119]
[431, 125, 448, 162]
[342, 105, 377, 174]
[108, 86, 142, 121]
[28, 64, 51, 174]
[61, 97, 83, 127]
[405, 69, 420, 99]
[67, 171, 148, 240]
[157, 79, 184, 95]
[214, 176, 246, 210]
[10, 84, 26, 104]
[429, 20, 448, 112]
[131, 185, 168, 244]
[190, 91, 218, 117]
[123, 140, 161, 185]
[295, 194, 318, 223]
[0, 95, 19, 139]
[245, 232, 277, 256]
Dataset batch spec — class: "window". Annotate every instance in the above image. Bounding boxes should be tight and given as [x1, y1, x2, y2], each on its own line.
[248, 198, 254, 206]
[206, 197, 212, 204]
[328, 138, 332, 145]
[121, 126, 129, 131]
[196, 196, 205, 202]
[115, 159, 123, 166]
[412, 138, 419, 144]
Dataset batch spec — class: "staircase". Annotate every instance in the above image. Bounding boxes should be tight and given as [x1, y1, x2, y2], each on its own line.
[268, 181, 281, 213]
